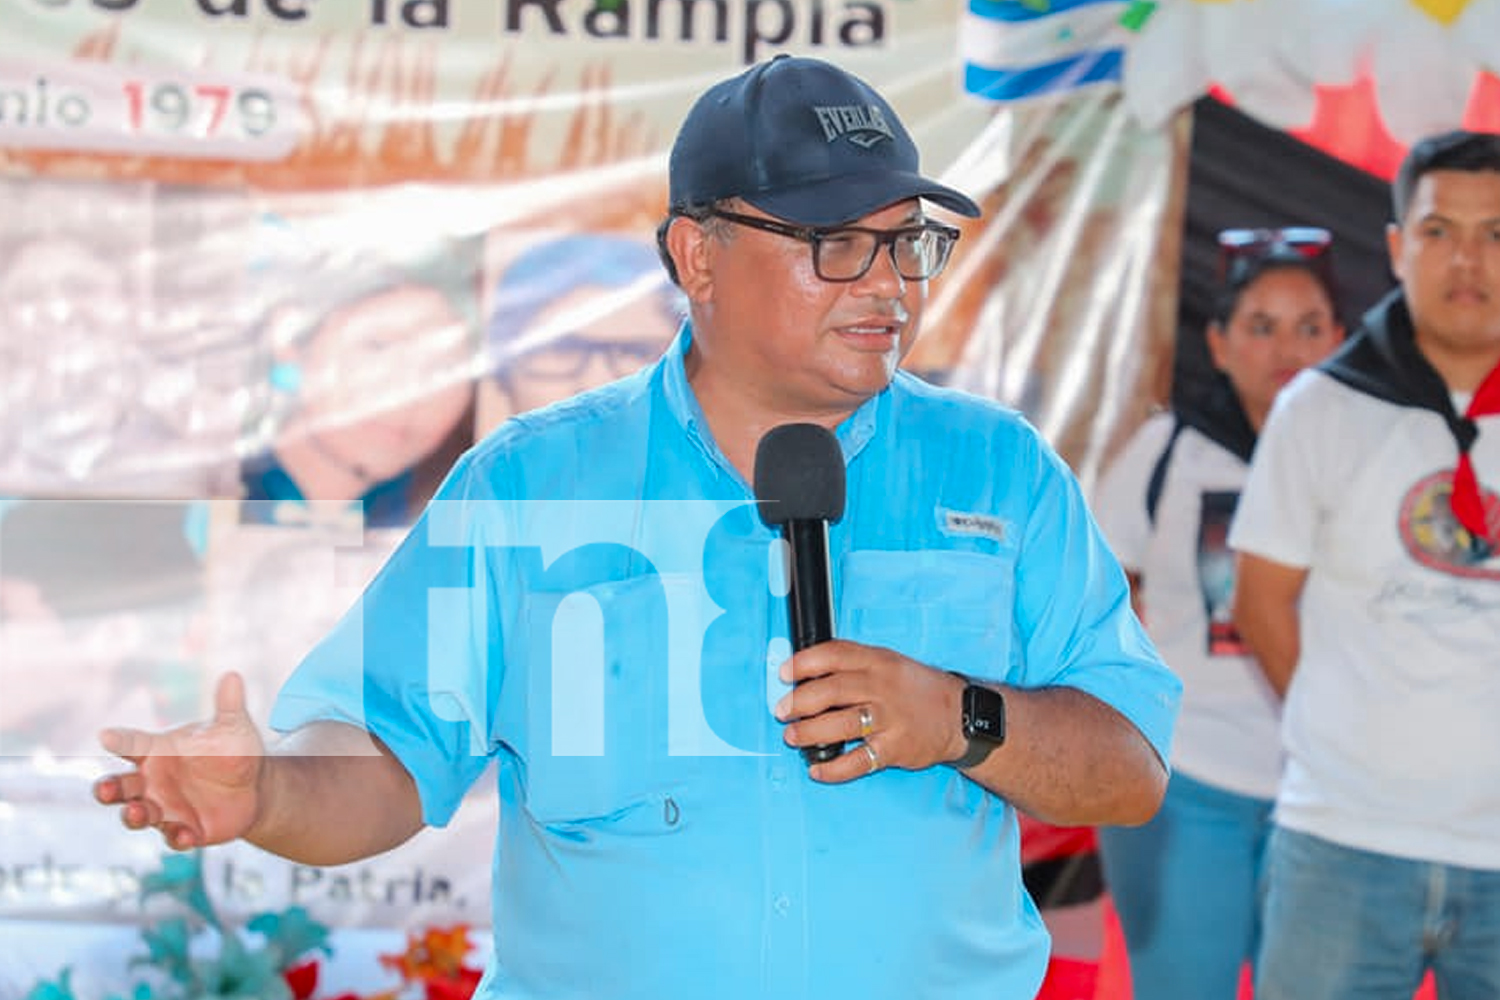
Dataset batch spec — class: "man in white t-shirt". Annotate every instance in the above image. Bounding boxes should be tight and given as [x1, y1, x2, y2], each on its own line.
[1230, 130, 1500, 1000]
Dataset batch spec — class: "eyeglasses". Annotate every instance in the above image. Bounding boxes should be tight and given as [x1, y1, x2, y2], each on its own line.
[702, 208, 961, 283]
[497, 332, 663, 383]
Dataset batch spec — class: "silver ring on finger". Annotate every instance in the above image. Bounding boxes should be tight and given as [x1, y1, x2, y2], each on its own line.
[862, 741, 881, 773]
[857, 706, 875, 738]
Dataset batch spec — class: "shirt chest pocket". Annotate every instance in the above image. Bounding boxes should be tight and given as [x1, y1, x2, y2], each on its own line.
[838, 549, 1017, 682]
[509, 572, 707, 833]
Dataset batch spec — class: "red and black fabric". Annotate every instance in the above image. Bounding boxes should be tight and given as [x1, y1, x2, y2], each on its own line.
[1021, 817, 1104, 910]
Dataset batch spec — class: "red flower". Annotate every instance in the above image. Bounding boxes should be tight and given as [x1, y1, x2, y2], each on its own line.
[282, 959, 320, 1000]
[424, 966, 483, 1000]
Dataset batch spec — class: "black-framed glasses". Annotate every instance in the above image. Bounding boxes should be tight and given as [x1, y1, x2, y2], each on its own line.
[498, 332, 663, 383]
[703, 208, 961, 282]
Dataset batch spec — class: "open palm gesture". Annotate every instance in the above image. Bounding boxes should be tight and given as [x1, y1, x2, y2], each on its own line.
[94, 672, 265, 851]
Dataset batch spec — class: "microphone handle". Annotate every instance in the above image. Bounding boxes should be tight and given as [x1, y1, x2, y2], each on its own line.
[784, 519, 843, 764]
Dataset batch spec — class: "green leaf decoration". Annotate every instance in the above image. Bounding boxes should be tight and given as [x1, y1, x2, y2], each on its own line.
[132, 918, 194, 985]
[247, 906, 333, 967]
[188, 941, 293, 1000]
[28, 849, 343, 1000]
[102, 986, 156, 1000]
[24, 968, 76, 1000]
[139, 851, 219, 931]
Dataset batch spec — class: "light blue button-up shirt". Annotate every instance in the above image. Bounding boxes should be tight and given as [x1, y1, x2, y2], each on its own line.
[272, 325, 1180, 1000]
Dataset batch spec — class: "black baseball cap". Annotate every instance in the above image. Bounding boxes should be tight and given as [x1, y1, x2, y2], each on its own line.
[668, 55, 982, 227]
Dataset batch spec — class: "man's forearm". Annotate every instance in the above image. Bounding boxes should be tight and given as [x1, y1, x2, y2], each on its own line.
[961, 685, 1167, 827]
[1235, 607, 1300, 698]
[1231, 553, 1307, 699]
[248, 721, 426, 866]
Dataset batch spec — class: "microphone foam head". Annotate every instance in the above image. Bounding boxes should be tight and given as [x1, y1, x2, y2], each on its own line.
[753, 423, 847, 526]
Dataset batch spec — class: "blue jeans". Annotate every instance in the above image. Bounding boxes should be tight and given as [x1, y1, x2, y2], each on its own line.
[1257, 826, 1500, 1000]
[1097, 769, 1273, 1000]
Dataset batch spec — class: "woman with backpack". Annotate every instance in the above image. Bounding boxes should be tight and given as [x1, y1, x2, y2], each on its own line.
[1092, 231, 1347, 999]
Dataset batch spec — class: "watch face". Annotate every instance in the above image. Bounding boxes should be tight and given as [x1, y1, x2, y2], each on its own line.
[963, 685, 1005, 743]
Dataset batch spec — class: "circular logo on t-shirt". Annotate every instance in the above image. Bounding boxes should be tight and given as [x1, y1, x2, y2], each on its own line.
[1398, 471, 1500, 580]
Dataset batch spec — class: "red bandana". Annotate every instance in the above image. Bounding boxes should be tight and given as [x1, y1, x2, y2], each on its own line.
[1321, 292, 1499, 552]
[1452, 360, 1500, 544]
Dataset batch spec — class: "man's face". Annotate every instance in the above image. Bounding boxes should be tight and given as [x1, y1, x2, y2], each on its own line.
[1388, 169, 1500, 368]
[688, 199, 927, 419]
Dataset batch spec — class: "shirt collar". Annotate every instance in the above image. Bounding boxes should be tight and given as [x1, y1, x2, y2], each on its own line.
[658, 320, 886, 473]
[660, 322, 725, 473]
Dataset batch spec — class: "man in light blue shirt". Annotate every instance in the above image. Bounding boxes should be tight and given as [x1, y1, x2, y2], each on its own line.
[96, 55, 1180, 1000]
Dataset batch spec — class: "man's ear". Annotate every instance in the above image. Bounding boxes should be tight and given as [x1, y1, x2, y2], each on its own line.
[1385, 221, 1405, 284]
[1205, 320, 1230, 371]
[665, 217, 715, 302]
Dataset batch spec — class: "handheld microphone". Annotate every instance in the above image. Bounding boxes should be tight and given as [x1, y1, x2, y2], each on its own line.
[753, 423, 846, 765]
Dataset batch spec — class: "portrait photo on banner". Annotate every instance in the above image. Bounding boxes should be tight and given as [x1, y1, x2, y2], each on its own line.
[236, 200, 485, 532]
[477, 227, 687, 436]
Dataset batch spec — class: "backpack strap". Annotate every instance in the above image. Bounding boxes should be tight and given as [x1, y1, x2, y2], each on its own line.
[1145, 419, 1187, 528]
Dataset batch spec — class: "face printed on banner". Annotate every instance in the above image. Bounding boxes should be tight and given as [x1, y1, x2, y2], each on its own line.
[283, 283, 475, 485]
[480, 233, 683, 432]
[487, 283, 674, 418]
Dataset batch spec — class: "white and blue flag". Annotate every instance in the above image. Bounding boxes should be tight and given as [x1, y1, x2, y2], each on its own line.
[963, 0, 1131, 103]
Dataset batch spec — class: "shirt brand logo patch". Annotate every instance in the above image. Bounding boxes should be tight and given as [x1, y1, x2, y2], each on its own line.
[812, 104, 894, 148]
[938, 508, 1008, 544]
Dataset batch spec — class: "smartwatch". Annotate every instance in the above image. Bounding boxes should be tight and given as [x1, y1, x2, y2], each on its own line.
[950, 672, 1006, 769]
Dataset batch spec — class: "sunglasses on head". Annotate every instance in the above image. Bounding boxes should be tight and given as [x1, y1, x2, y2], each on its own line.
[1216, 226, 1332, 280]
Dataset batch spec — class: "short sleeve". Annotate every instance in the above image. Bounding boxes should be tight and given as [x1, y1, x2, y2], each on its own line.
[269, 451, 506, 827]
[1228, 373, 1327, 569]
[1014, 429, 1182, 765]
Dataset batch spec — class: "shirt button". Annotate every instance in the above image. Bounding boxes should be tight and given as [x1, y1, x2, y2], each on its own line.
[773, 894, 792, 916]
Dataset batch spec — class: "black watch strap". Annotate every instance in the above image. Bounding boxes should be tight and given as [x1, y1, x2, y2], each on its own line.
[950, 671, 1006, 769]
